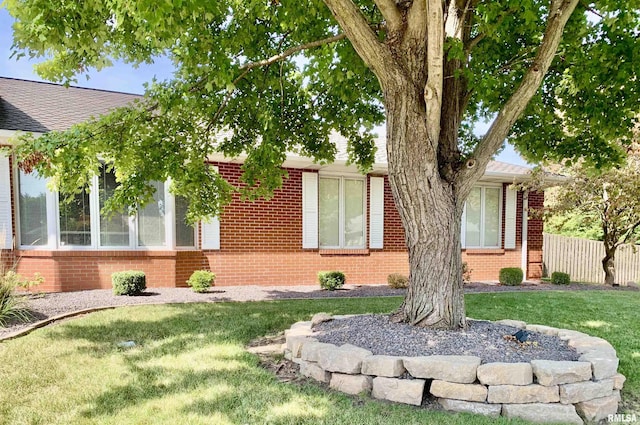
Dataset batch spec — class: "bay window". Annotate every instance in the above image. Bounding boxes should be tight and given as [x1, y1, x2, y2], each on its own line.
[17, 166, 195, 249]
[462, 185, 502, 249]
[319, 176, 365, 249]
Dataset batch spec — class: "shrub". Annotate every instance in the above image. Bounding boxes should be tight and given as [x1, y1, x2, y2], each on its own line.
[499, 267, 523, 286]
[187, 270, 216, 293]
[0, 280, 29, 327]
[387, 273, 408, 289]
[551, 271, 571, 285]
[462, 262, 472, 284]
[318, 271, 345, 291]
[112, 271, 146, 296]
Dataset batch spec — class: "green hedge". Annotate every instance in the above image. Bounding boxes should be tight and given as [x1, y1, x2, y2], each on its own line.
[499, 267, 523, 286]
[187, 270, 216, 293]
[112, 271, 146, 296]
[551, 271, 571, 285]
[318, 271, 345, 291]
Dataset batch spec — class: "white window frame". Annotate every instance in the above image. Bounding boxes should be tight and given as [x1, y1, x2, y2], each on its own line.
[461, 184, 503, 249]
[14, 164, 196, 251]
[318, 173, 367, 250]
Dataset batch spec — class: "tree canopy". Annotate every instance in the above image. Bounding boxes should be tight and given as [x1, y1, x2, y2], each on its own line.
[6, 0, 639, 221]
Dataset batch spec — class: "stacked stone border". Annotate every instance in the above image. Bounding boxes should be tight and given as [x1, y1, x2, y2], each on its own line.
[284, 314, 625, 425]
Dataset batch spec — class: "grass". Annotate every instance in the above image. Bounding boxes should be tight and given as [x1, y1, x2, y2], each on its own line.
[0, 291, 638, 424]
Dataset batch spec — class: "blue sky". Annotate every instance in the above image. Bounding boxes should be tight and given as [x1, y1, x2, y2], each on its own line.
[0, 7, 528, 166]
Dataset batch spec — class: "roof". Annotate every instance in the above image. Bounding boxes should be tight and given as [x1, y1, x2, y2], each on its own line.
[0, 77, 140, 132]
[1, 77, 533, 179]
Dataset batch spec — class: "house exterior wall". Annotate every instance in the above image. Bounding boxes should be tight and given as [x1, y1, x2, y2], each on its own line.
[7, 161, 543, 291]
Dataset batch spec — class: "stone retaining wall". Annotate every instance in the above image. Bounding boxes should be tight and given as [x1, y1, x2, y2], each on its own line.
[283, 315, 625, 425]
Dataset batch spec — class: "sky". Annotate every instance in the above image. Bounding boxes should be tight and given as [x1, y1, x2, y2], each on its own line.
[0, 7, 528, 166]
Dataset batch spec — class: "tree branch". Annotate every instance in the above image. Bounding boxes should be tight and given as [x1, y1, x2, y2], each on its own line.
[456, 0, 580, 197]
[322, 0, 396, 85]
[239, 33, 347, 72]
[373, 0, 402, 33]
[424, 0, 445, 147]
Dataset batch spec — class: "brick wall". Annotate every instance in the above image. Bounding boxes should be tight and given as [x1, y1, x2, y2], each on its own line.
[7, 160, 544, 291]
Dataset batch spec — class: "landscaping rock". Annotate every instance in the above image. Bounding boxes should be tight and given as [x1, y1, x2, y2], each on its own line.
[438, 398, 502, 418]
[317, 344, 372, 374]
[300, 341, 336, 362]
[613, 373, 626, 390]
[502, 403, 583, 425]
[559, 379, 614, 404]
[557, 329, 590, 341]
[526, 324, 560, 336]
[568, 337, 616, 355]
[477, 362, 533, 386]
[361, 355, 405, 377]
[286, 336, 317, 358]
[330, 373, 373, 395]
[575, 394, 619, 423]
[403, 355, 481, 383]
[285, 322, 313, 337]
[299, 360, 331, 383]
[579, 351, 619, 380]
[531, 360, 592, 386]
[311, 313, 333, 327]
[487, 384, 559, 404]
[430, 380, 487, 402]
[371, 377, 425, 406]
[495, 319, 526, 329]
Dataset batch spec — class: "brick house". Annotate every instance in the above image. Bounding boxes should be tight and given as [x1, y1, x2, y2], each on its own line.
[0, 77, 545, 292]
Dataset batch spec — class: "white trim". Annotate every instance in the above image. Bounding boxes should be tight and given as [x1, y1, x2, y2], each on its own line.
[0, 154, 12, 249]
[318, 174, 366, 250]
[504, 187, 517, 249]
[462, 183, 503, 249]
[521, 192, 529, 277]
[369, 176, 384, 249]
[301, 172, 319, 249]
[201, 165, 221, 250]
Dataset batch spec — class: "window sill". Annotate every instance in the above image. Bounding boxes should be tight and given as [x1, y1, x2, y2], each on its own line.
[463, 248, 505, 255]
[319, 249, 370, 256]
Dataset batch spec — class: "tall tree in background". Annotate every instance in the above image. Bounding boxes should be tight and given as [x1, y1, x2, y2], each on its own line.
[6, 0, 639, 329]
[543, 143, 640, 286]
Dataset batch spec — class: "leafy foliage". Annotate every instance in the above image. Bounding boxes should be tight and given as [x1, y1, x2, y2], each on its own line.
[318, 271, 345, 291]
[186, 270, 216, 293]
[499, 268, 523, 286]
[551, 271, 571, 285]
[111, 271, 147, 296]
[4, 0, 639, 222]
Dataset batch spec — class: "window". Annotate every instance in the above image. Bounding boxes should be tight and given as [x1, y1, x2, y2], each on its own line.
[463, 186, 502, 248]
[59, 190, 91, 246]
[175, 195, 195, 247]
[18, 170, 49, 246]
[98, 167, 130, 247]
[319, 176, 365, 249]
[17, 165, 192, 250]
[137, 181, 166, 247]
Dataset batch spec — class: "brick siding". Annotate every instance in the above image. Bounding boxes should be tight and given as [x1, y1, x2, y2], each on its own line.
[8, 161, 544, 291]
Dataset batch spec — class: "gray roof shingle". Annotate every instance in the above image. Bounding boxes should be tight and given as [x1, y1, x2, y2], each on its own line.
[0, 77, 140, 132]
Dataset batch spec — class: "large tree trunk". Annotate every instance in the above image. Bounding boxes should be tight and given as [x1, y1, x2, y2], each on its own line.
[385, 84, 466, 330]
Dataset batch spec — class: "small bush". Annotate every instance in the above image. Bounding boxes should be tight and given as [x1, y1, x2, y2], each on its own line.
[0, 281, 29, 327]
[112, 271, 146, 296]
[462, 262, 472, 284]
[551, 272, 571, 285]
[318, 271, 345, 291]
[187, 270, 216, 293]
[387, 273, 408, 289]
[499, 267, 523, 286]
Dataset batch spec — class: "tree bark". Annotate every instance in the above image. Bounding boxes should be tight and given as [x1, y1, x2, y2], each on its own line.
[602, 249, 617, 286]
[385, 84, 466, 329]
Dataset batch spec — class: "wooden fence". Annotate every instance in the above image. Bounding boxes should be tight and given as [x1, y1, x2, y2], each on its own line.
[543, 233, 640, 285]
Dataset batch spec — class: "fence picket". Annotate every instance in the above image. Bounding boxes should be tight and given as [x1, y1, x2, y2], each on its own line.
[543, 233, 640, 285]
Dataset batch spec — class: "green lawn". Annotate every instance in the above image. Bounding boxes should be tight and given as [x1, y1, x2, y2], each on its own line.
[0, 291, 638, 424]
